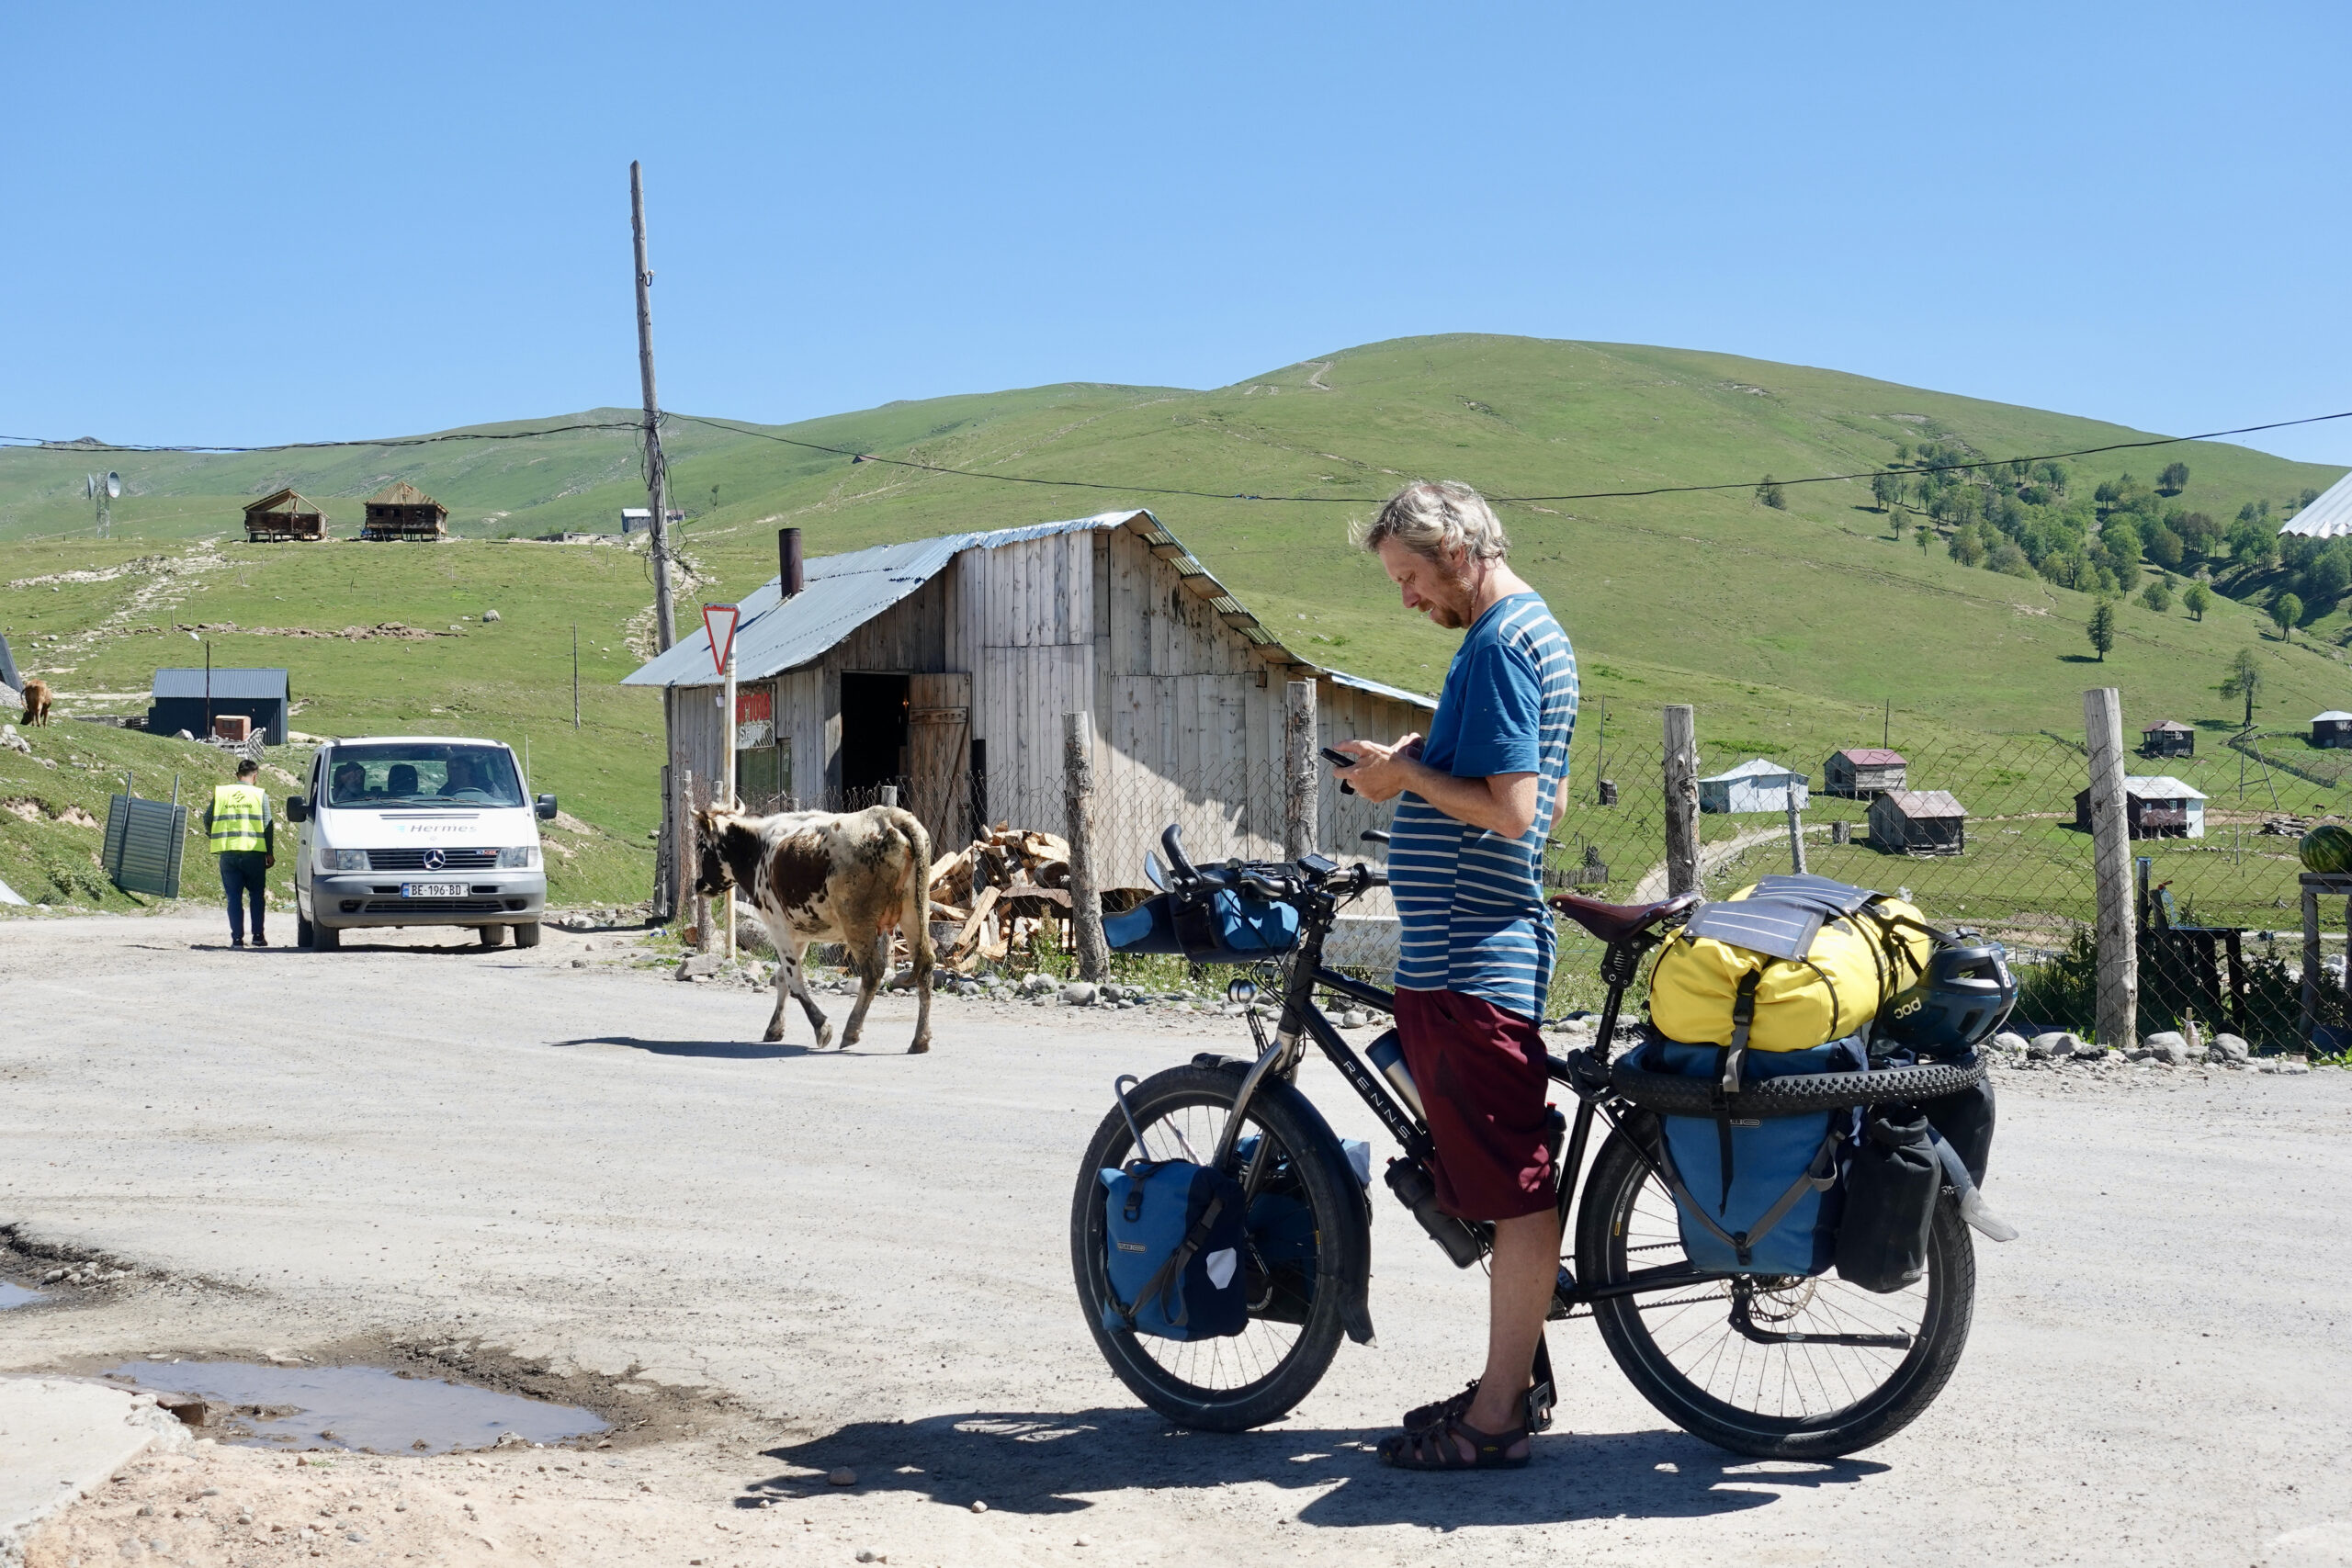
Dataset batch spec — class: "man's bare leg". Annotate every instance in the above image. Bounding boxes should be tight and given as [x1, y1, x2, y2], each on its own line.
[1457, 1207, 1561, 1457]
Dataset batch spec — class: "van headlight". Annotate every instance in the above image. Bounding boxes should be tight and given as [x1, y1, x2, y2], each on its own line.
[497, 845, 540, 869]
[319, 849, 368, 872]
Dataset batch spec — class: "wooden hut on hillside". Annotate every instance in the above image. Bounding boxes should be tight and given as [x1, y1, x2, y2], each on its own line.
[1823, 747, 1906, 797]
[622, 510, 1435, 892]
[360, 481, 448, 541]
[2312, 711, 2352, 750]
[2073, 776, 2208, 839]
[1869, 789, 1966, 855]
[242, 489, 328, 542]
[2141, 719, 2195, 759]
[1698, 759, 1808, 815]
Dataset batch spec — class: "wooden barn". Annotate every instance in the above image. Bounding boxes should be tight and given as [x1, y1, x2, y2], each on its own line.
[2312, 711, 2352, 750]
[622, 510, 1435, 892]
[360, 481, 448, 541]
[2141, 719, 2195, 759]
[1698, 758, 1808, 815]
[2073, 775, 2208, 839]
[1823, 747, 1906, 797]
[1868, 789, 1966, 855]
[242, 489, 328, 542]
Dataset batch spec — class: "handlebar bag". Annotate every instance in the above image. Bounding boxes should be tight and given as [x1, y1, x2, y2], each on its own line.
[1648, 882, 1934, 1053]
[1103, 895, 1186, 954]
[1097, 1159, 1248, 1341]
[1639, 1036, 1865, 1277]
[1103, 889, 1301, 959]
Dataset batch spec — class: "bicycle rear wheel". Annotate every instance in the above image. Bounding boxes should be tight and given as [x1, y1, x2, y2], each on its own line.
[1070, 1064, 1360, 1432]
[1575, 1115, 1974, 1459]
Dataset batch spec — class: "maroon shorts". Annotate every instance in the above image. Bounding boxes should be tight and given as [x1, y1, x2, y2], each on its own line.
[1392, 987, 1556, 1222]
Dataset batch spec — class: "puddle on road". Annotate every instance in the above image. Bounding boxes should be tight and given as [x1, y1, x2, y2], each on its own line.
[0, 1282, 44, 1309]
[106, 1360, 607, 1455]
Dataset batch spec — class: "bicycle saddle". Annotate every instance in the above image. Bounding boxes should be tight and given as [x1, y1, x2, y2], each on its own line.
[1546, 890, 1700, 944]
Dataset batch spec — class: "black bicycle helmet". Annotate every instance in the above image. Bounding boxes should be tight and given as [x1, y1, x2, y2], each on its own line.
[1876, 942, 2017, 1056]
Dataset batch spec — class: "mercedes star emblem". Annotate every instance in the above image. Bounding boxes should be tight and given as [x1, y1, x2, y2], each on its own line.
[422, 848, 447, 872]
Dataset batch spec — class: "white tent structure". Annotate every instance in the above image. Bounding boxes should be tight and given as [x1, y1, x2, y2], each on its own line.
[1698, 758, 1810, 814]
[2278, 469, 2352, 539]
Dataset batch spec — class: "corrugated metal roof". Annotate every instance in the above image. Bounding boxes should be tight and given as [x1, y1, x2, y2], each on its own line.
[151, 668, 288, 700]
[367, 480, 442, 509]
[2314, 711, 2352, 723]
[1831, 747, 1905, 765]
[2125, 775, 2208, 801]
[1702, 757, 1804, 783]
[621, 509, 1440, 713]
[2278, 468, 2352, 539]
[1879, 789, 1965, 818]
[2143, 719, 2194, 732]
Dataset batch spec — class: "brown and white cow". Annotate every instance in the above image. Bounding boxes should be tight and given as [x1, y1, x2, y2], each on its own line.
[694, 803, 936, 1054]
[19, 678, 51, 727]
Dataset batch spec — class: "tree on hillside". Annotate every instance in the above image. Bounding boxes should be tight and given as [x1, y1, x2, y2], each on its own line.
[2271, 592, 2302, 640]
[2099, 516, 2143, 583]
[2141, 579, 2173, 613]
[2145, 525, 2185, 570]
[1889, 503, 1910, 540]
[2299, 486, 2324, 513]
[2220, 647, 2264, 728]
[2034, 460, 2071, 496]
[1948, 524, 1986, 568]
[2086, 599, 2118, 660]
[2183, 580, 2211, 621]
[1755, 476, 1788, 510]
[2159, 460, 2190, 495]
[1871, 470, 1903, 512]
[1917, 525, 1932, 554]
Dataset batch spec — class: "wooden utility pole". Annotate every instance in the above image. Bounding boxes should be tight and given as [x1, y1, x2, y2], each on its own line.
[571, 625, 580, 731]
[1064, 712, 1110, 981]
[630, 162, 677, 655]
[1283, 679, 1317, 861]
[1663, 705, 1702, 897]
[2083, 687, 2138, 1051]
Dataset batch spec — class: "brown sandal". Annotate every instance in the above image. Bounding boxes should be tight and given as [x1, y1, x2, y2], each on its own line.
[1402, 1381, 1481, 1433]
[1376, 1412, 1531, 1471]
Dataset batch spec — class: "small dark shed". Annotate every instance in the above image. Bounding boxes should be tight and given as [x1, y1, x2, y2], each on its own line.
[2142, 719, 2194, 758]
[2312, 711, 2352, 750]
[1824, 747, 1906, 797]
[2073, 776, 2208, 839]
[1869, 789, 1966, 854]
[361, 481, 448, 541]
[147, 668, 290, 745]
[243, 489, 328, 542]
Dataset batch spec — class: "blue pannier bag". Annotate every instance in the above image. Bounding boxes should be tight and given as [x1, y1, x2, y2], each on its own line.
[1103, 889, 1299, 959]
[1637, 1036, 1865, 1277]
[1098, 1159, 1248, 1340]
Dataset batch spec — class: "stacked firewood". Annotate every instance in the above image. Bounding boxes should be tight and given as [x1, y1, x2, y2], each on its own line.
[922, 823, 1076, 969]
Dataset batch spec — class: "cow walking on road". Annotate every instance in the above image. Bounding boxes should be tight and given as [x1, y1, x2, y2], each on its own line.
[694, 802, 936, 1054]
[19, 678, 51, 727]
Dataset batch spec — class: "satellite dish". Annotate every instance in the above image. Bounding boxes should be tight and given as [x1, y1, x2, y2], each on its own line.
[105, 472, 121, 500]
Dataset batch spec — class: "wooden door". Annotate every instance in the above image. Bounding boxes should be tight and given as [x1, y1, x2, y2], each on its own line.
[907, 672, 972, 855]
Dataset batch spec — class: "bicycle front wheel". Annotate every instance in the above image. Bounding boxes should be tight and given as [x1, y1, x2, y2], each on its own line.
[1070, 1064, 1360, 1432]
[1575, 1115, 1975, 1460]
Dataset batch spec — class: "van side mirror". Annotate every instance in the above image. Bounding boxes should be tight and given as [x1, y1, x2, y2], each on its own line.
[287, 795, 309, 823]
[536, 794, 558, 820]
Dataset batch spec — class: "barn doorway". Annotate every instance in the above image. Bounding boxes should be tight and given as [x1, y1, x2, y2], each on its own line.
[839, 672, 910, 807]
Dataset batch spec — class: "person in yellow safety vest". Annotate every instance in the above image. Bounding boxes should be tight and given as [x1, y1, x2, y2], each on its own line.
[204, 758, 276, 949]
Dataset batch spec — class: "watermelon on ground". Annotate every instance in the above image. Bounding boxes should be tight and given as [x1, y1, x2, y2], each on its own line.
[2300, 824, 2352, 874]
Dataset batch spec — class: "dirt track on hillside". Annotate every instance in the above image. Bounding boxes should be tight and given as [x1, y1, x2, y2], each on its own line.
[6, 913, 2352, 1567]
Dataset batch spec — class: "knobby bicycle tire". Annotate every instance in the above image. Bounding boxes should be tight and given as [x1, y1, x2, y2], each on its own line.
[1069, 1064, 1363, 1433]
[1609, 1055, 1985, 1117]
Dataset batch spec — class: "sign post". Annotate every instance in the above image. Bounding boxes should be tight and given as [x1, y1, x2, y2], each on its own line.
[703, 604, 741, 960]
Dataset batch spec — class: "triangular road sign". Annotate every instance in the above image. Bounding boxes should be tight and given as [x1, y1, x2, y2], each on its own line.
[702, 604, 740, 677]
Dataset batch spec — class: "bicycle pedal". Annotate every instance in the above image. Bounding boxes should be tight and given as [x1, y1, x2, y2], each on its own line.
[1524, 1382, 1557, 1433]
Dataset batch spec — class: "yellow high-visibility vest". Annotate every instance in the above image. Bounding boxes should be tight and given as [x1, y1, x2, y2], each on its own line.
[207, 783, 269, 854]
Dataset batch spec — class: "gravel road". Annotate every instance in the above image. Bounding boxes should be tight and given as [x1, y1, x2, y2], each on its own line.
[6, 913, 2351, 1567]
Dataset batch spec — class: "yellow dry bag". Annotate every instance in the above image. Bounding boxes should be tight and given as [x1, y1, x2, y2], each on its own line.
[1648, 880, 1933, 1052]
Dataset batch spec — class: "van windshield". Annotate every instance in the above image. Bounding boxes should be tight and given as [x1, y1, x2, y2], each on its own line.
[325, 744, 524, 808]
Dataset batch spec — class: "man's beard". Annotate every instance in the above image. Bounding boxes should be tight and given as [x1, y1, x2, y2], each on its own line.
[1424, 558, 1479, 628]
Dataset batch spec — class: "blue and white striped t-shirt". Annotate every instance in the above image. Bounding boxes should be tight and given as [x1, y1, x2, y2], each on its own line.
[1387, 592, 1577, 1021]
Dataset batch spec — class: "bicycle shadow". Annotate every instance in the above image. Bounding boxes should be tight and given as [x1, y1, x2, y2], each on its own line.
[735, 1407, 1887, 1528]
[549, 1035, 819, 1061]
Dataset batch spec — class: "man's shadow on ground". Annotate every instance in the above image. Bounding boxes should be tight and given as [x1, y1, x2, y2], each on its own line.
[736, 1407, 1884, 1529]
[551, 1034, 825, 1061]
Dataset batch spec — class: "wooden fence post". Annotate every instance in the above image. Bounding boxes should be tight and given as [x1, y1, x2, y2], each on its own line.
[1064, 711, 1110, 981]
[2083, 687, 2137, 1051]
[684, 768, 710, 955]
[1663, 705, 1701, 897]
[1784, 791, 1807, 875]
[1283, 679, 1317, 861]
[653, 762, 674, 921]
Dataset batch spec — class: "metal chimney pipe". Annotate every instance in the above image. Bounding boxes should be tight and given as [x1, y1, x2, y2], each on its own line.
[779, 527, 804, 598]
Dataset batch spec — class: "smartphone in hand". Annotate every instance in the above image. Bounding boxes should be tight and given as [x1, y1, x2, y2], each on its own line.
[1320, 746, 1358, 795]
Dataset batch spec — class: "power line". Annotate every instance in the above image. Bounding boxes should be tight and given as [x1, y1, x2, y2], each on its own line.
[0, 419, 642, 455]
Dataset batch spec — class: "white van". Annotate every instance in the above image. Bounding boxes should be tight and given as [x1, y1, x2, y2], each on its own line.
[288, 736, 555, 951]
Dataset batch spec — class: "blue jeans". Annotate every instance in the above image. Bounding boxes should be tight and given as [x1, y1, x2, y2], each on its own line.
[219, 851, 267, 943]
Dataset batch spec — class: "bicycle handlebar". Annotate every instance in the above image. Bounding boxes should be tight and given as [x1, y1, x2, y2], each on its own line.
[1154, 821, 1384, 902]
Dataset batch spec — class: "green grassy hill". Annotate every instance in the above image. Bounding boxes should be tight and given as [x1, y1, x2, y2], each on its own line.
[5, 334, 2346, 919]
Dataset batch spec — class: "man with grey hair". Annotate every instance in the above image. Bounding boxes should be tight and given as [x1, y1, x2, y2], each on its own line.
[1336, 479, 1577, 1470]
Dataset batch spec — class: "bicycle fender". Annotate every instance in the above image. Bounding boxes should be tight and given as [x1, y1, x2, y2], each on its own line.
[1200, 1058, 1376, 1347]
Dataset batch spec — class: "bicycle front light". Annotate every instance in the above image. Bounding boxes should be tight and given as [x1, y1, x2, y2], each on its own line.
[319, 848, 367, 872]
[497, 845, 540, 869]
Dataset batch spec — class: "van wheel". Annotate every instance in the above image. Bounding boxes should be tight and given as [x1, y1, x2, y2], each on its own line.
[511, 921, 542, 949]
[312, 923, 341, 952]
[478, 924, 505, 948]
[297, 913, 314, 948]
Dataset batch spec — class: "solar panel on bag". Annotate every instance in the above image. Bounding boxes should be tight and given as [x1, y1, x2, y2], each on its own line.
[1747, 874, 1877, 917]
[1684, 898, 1824, 961]
[102, 795, 187, 898]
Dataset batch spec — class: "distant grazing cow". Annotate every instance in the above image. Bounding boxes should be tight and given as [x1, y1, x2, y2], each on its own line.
[695, 802, 936, 1054]
[19, 678, 51, 727]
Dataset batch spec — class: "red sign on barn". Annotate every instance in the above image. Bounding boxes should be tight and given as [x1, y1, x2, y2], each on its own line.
[736, 688, 772, 725]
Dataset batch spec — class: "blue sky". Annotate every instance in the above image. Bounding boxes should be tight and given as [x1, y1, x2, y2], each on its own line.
[8, 2, 2349, 464]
